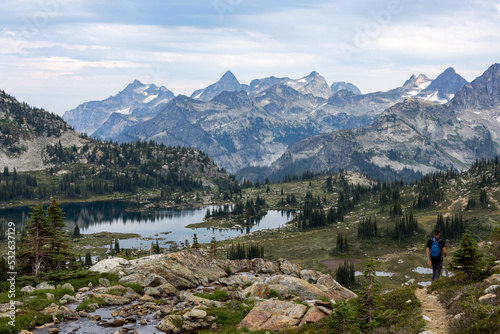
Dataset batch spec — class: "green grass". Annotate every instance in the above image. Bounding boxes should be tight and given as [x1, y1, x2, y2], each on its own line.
[75, 296, 106, 312]
[198, 300, 256, 333]
[194, 289, 229, 301]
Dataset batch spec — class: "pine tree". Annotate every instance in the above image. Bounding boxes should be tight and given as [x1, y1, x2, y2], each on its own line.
[210, 237, 217, 260]
[18, 205, 52, 276]
[192, 234, 200, 249]
[46, 198, 72, 270]
[450, 230, 485, 281]
[73, 223, 81, 237]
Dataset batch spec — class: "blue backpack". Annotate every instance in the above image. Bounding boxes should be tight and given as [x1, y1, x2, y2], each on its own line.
[430, 237, 441, 257]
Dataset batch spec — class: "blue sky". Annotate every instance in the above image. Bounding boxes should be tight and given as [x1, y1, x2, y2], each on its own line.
[1, 0, 499, 115]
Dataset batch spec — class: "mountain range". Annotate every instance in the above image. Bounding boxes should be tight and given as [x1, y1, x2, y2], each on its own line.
[62, 67, 470, 176]
[248, 64, 500, 182]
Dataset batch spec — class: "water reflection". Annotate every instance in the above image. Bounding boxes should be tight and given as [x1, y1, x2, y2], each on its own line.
[0, 201, 294, 248]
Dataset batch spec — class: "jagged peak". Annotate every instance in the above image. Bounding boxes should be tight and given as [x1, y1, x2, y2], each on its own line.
[220, 70, 239, 83]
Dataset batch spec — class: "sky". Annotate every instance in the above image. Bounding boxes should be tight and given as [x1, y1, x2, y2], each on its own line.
[1, 0, 499, 116]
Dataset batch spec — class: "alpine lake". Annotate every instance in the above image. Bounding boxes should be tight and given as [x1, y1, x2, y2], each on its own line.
[1, 200, 295, 251]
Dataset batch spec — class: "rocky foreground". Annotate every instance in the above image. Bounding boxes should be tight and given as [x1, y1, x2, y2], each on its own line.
[15, 250, 357, 333]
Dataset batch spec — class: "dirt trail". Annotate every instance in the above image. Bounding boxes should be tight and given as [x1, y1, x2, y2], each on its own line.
[415, 288, 450, 334]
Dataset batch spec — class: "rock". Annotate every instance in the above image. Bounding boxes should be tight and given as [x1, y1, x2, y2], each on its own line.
[144, 273, 168, 287]
[423, 315, 432, 321]
[46, 293, 55, 300]
[278, 258, 303, 277]
[300, 270, 322, 284]
[317, 306, 333, 315]
[36, 282, 55, 290]
[484, 285, 499, 294]
[88, 282, 93, 288]
[158, 283, 178, 295]
[237, 299, 307, 331]
[119, 273, 147, 286]
[159, 305, 173, 316]
[183, 308, 207, 319]
[42, 303, 80, 320]
[140, 319, 148, 325]
[19, 331, 34, 334]
[159, 315, 182, 332]
[47, 328, 59, 334]
[485, 273, 500, 284]
[267, 275, 333, 300]
[89, 257, 131, 273]
[102, 318, 127, 327]
[453, 313, 464, 321]
[418, 331, 436, 334]
[478, 293, 497, 304]
[77, 287, 91, 293]
[78, 311, 88, 317]
[21, 286, 35, 294]
[298, 306, 328, 327]
[139, 294, 156, 302]
[241, 282, 270, 299]
[403, 278, 416, 286]
[213, 258, 252, 274]
[89, 314, 101, 321]
[60, 283, 75, 293]
[269, 284, 289, 299]
[125, 287, 142, 300]
[144, 286, 161, 297]
[91, 293, 130, 305]
[60, 294, 77, 304]
[251, 258, 280, 274]
[99, 278, 111, 287]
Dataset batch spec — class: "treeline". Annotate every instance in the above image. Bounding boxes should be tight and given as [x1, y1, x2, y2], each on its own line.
[435, 213, 466, 239]
[393, 213, 419, 241]
[358, 216, 378, 238]
[226, 243, 264, 260]
[0, 141, 221, 202]
[205, 196, 267, 220]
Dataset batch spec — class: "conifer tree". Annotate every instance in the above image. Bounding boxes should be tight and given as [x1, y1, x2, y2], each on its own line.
[18, 205, 52, 276]
[450, 230, 485, 281]
[192, 234, 200, 249]
[46, 198, 72, 270]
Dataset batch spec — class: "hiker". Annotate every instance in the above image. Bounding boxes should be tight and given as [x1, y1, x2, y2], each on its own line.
[426, 228, 447, 282]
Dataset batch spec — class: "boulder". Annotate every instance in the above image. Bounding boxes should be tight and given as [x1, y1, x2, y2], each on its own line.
[36, 282, 55, 290]
[237, 299, 307, 331]
[485, 285, 499, 294]
[241, 282, 270, 299]
[60, 283, 75, 293]
[158, 283, 178, 295]
[269, 284, 289, 299]
[144, 286, 161, 297]
[60, 294, 77, 304]
[218, 275, 251, 286]
[42, 303, 80, 320]
[183, 308, 207, 320]
[278, 258, 303, 277]
[139, 295, 156, 302]
[99, 278, 111, 287]
[159, 314, 182, 332]
[251, 258, 280, 274]
[91, 293, 130, 305]
[298, 306, 328, 327]
[89, 257, 130, 273]
[144, 273, 168, 287]
[478, 293, 497, 305]
[213, 259, 252, 274]
[45, 293, 55, 300]
[267, 275, 332, 300]
[119, 273, 147, 286]
[300, 270, 322, 284]
[124, 287, 142, 300]
[21, 286, 35, 294]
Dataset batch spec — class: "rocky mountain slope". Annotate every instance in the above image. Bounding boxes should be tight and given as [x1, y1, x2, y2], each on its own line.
[62, 80, 175, 137]
[251, 64, 498, 182]
[0, 90, 84, 171]
[331, 81, 361, 95]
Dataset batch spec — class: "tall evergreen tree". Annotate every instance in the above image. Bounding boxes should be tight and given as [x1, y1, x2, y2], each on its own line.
[18, 205, 52, 276]
[450, 230, 485, 281]
[46, 198, 72, 270]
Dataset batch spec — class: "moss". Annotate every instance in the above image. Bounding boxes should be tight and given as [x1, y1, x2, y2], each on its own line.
[194, 289, 229, 301]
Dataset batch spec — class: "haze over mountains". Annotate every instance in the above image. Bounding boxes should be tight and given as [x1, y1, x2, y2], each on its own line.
[62, 66, 473, 179]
